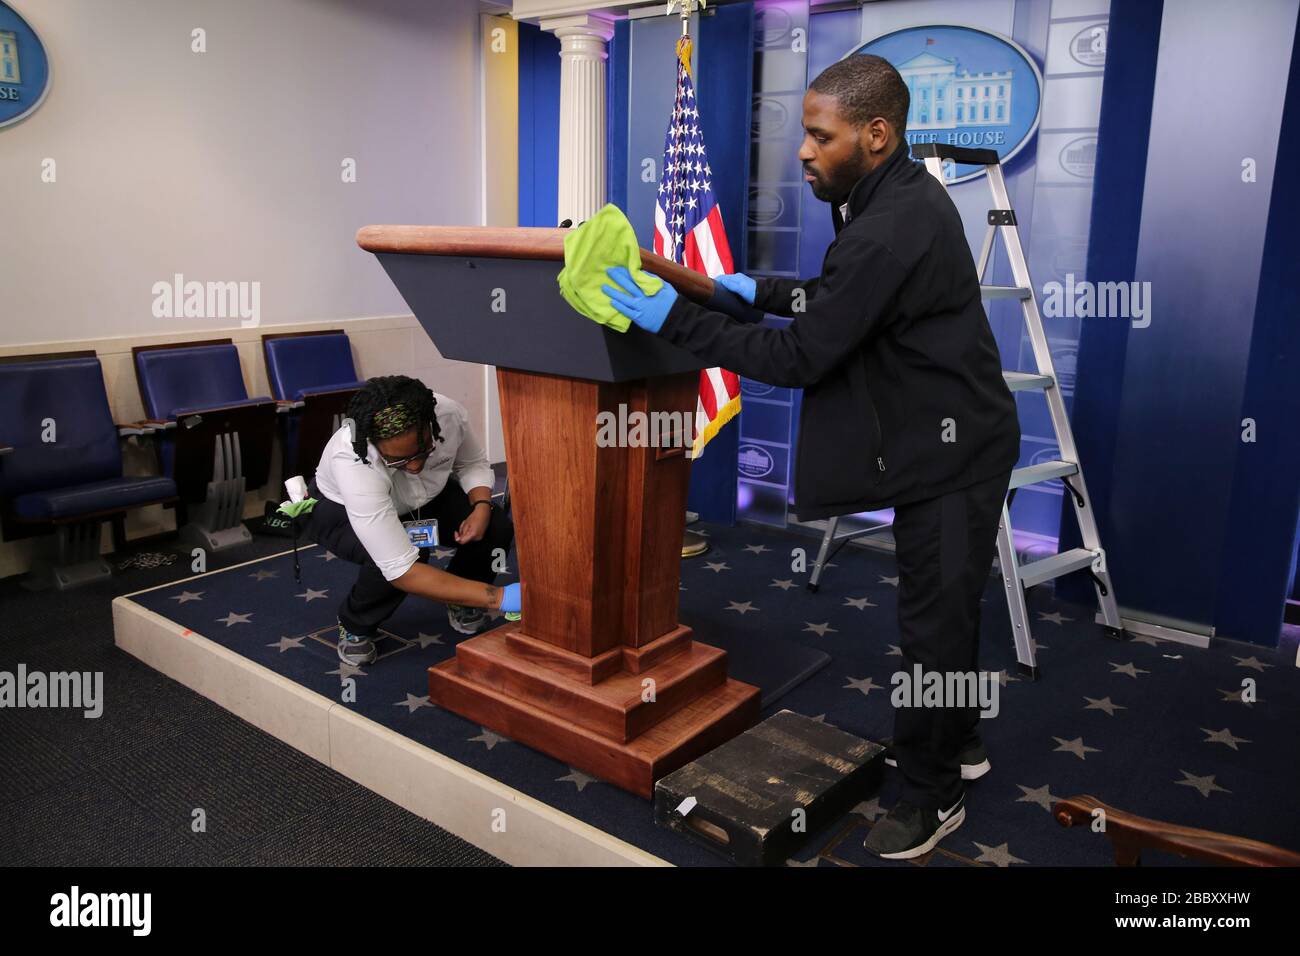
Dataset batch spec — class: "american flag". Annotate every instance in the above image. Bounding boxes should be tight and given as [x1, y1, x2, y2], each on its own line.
[653, 35, 741, 459]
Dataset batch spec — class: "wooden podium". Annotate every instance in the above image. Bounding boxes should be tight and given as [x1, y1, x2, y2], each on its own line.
[357, 225, 761, 798]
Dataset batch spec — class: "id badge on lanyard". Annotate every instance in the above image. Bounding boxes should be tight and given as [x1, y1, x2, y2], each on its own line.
[402, 519, 439, 548]
[395, 472, 438, 548]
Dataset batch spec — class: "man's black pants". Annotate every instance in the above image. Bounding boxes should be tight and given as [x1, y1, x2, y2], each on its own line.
[889, 468, 1011, 811]
[301, 479, 514, 637]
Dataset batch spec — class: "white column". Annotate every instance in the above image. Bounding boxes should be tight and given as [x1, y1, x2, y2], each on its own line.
[540, 14, 615, 225]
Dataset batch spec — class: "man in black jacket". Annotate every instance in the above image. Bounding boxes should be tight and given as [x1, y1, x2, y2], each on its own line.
[603, 54, 1020, 859]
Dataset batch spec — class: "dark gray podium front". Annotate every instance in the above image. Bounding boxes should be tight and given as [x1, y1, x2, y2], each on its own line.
[358, 225, 760, 798]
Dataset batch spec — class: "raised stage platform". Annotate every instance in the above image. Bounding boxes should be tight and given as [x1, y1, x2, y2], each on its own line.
[112, 531, 835, 866]
[111, 521, 1300, 867]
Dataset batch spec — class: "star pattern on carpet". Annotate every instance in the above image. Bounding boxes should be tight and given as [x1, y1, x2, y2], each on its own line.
[1037, 610, 1072, 625]
[434, 548, 455, 561]
[557, 768, 597, 791]
[316, 550, 337, 562]
[328, 662, 367, 679]
[1217, 687, 1260, 705]
[1109, 661, 1149, 678]
[394, 693, 433, 714]
[128, 515, 1300, 869]
[297, 588, 329, 602]
[1200, 727, 1250, 750]
[1015, 784, 1059, 812]
[844, 675, 880, 696]
[267, 635, 305, 653]
[972, 841, 1027, 867]
[1052, 736, 1100, 759]
[1083, 695, 1126, 715]
[470, 728, 507, 750]
[1175, 770, 1231, 798]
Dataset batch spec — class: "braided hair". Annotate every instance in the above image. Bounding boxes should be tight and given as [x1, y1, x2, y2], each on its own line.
[345, 375, 444, 465]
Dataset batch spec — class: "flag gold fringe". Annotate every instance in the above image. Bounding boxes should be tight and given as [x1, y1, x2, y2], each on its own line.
[676, 35, 693, 77]
[688, 392, 741, 460]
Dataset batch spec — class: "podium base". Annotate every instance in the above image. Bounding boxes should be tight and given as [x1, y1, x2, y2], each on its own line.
[429, 625, 760, 798]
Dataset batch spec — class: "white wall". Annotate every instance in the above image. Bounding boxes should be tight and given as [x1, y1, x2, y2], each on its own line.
[0, 0, 505, 576]
[0, 0, 485, 341]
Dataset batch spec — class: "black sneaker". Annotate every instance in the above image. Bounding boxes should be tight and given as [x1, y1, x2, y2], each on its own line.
[882, 737, 991, 781]
[337, 623, 376, 665]
[864, 794, 966, 860]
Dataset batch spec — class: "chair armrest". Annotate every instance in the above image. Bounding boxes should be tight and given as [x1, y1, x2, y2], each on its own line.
[1054, 794, 1300, 866]
[117, 421, 160, 437]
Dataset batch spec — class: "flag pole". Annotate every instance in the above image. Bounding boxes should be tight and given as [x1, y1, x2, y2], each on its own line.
[666, 0, 714, 560]
[667, 0, 706, 36]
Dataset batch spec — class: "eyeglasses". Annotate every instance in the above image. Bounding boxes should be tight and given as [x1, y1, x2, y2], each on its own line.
[379, 423, 433, 469]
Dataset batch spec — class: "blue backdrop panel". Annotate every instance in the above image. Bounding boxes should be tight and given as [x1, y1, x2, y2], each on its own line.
[518, 22, 560, 228]
[609, 19, 630, 212]
[1215, 9, 1300, 645]
[1057, 0, 1164, 606]
[1091, 0, 1297, 636]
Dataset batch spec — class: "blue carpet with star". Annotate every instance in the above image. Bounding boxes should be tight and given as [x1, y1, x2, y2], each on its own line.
[124, 523, 1300, 867]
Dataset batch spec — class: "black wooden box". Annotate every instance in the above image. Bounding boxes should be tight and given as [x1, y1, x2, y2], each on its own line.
[653, 709, 885, 866]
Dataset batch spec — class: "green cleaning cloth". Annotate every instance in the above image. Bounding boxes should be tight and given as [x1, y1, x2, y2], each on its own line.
[504, 611, 521, 622]
[276, 498, 317, 518]
[557, 203, 663, 333]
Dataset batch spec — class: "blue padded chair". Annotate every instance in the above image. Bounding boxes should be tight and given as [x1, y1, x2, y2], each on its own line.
[262, 331, 364, 481]
[0, 353, 177, 589]
[133, 341, 276, 552]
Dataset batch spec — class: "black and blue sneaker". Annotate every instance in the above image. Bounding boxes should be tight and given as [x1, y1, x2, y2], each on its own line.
[337, 623, 376, 665]
[864, 794, 966, 860]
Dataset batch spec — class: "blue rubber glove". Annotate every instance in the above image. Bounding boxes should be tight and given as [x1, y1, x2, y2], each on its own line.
[498, 582, 521, 615]
[602, 265, 678, 334]
[715, 272, 756, 305]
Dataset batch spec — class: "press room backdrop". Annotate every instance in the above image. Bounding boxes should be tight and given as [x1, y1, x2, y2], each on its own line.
[516, 0, 1300, 649]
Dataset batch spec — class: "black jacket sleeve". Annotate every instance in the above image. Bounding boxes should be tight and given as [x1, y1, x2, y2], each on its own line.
[753, 275, 821, 317]
[658, 238, 909, 389]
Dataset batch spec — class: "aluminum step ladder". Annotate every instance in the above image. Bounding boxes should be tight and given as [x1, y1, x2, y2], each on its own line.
[908, 142, 1125, 677]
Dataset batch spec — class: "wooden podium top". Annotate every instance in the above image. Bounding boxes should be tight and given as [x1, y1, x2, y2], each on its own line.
[356, 224, 715, 302]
